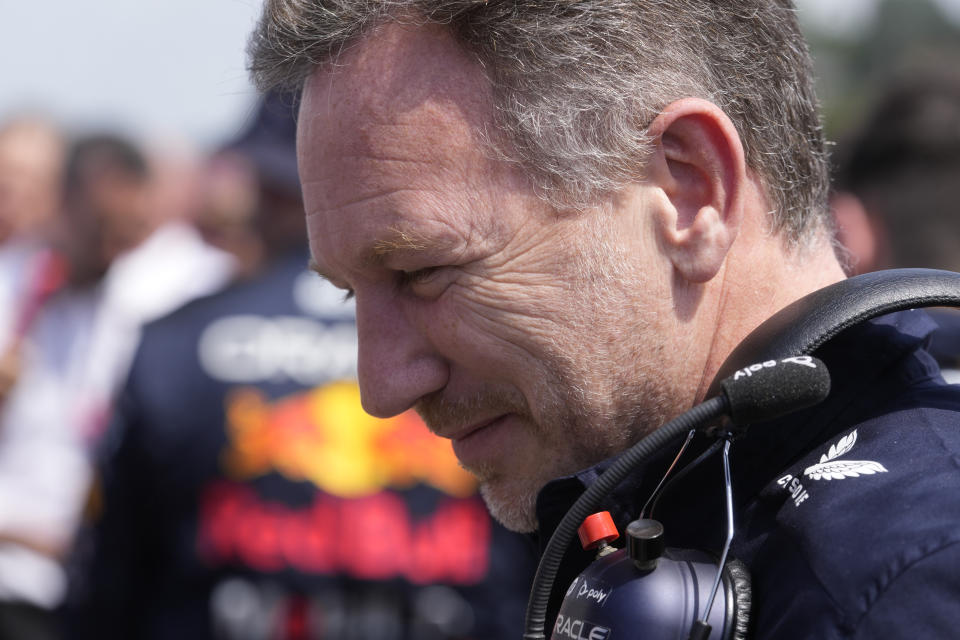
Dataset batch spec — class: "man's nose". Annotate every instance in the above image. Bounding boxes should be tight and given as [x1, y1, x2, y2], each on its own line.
[354, 291, 447, 418]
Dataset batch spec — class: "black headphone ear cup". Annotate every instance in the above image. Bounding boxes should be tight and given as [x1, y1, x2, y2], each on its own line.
[721, 558, 752, 640]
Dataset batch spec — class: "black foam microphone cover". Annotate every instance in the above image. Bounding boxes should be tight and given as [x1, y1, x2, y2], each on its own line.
[719, 355, 831, 425]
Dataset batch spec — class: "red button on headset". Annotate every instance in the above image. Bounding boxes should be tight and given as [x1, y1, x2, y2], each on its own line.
[577, 511, 620, 550]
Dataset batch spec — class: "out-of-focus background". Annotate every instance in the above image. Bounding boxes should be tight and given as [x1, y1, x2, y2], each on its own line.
[802, 0, 960, 133]
[3, 0, 959, 147]
[0, 0, 259, 146]
[0, 1, 959, 639]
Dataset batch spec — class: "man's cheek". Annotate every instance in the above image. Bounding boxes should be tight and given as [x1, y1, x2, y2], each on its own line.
[448, 287, 562, 347]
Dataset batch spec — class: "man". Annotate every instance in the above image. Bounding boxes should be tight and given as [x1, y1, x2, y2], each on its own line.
[0, 115, 66, 640]
[0, 117, 64, 405]
[0, 117, 61, 247]
[248, 2, 960, 638]
[67, 93, 536, 640]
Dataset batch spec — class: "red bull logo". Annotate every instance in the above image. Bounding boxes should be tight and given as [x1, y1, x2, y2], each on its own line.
[199, 381, 492, 583]
[220, 381, 476, 498]
[198, 482, 492, 584]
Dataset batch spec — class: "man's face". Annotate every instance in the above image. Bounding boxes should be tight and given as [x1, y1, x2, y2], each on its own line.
[299, 24, 684, 531]
[0, 125, 61, 242]
[61, 165, 151, 286]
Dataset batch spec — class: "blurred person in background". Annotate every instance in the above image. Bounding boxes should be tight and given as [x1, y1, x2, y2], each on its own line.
[0, 117, 61, 245]
[66, 93, 537, 640]
[195, 146, 272, 280]
[0, 131, 234, 639]
[147, 140, 204, 228]
[0, 117, 65, 406]
[832, 58, 960, 376]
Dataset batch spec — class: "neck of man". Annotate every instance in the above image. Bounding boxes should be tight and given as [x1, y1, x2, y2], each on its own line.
[692, 212, 847, 404]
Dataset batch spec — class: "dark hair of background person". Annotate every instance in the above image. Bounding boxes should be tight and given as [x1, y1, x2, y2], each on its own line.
[59, 133, 154, 287]
[195, 92, 305, 278]
[832, 60, 960, 273]
[223, 91, 305, 256]
[63, 134, 149, 197]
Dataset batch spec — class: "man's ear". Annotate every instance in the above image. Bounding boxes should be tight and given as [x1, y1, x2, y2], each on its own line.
[645, 98, 747, 283]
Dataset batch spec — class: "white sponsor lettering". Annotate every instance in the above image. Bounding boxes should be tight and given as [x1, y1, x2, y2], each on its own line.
[781, 355, 817, 368]
[198, 315, 357, 384]
[733, 356, 817, 380]
[554, 615, 611, 640]
[776, 474, 810, 507]
[733, 355, 819, 381]
[733, 359, 777, 380]
[576, 580, 610, 606]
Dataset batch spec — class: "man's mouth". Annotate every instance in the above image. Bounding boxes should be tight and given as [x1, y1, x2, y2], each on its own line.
[444, 414, 504, 441]
[450, 413, 515, 469]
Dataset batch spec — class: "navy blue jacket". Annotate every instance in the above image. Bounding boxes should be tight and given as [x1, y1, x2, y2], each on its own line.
[536, 310, 960, 639]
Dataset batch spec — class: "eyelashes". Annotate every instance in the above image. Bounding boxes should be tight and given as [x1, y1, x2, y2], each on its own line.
[398, 266, 451, 300]
[397, 266, 439, 288]
[334, 266, 448, 303]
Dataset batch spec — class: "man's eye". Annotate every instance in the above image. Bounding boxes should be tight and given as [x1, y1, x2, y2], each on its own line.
[397, 267, 448, 299]
[399, 267, 438, 286]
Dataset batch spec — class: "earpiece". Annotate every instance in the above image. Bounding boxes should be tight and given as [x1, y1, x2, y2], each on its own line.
[552, 513, 751, 640]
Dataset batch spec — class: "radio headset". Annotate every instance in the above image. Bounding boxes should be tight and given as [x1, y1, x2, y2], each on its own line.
[523, 268, 960, 640]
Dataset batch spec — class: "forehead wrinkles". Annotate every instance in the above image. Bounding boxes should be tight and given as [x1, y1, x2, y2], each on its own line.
[299, 22, 529, 273]
[348, 22, 490, 120]
[298, 22, 506, 216]
[302, 21, 494, 152]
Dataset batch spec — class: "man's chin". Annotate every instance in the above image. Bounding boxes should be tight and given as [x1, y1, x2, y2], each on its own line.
[477, 478, 540, 533]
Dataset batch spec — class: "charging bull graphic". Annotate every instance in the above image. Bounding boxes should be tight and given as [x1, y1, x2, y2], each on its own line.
[220, 381, 476, 498]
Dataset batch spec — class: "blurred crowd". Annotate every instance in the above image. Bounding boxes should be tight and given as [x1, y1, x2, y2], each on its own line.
[0, 48, 958, 640]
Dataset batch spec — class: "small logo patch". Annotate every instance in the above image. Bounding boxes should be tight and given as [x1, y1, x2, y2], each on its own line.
[803, 430, 888, 481]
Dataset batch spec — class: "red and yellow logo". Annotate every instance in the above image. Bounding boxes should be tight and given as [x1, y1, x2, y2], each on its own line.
[220, 381, 476, 498]
[199, 382, 491, 583]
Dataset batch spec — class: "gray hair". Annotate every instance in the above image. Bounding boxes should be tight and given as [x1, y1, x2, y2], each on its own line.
[249, 0, 830, 243]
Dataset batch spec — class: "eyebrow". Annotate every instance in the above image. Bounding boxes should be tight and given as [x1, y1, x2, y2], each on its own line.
[308, 224, 449, 282]
[371, 225, 432, 257]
